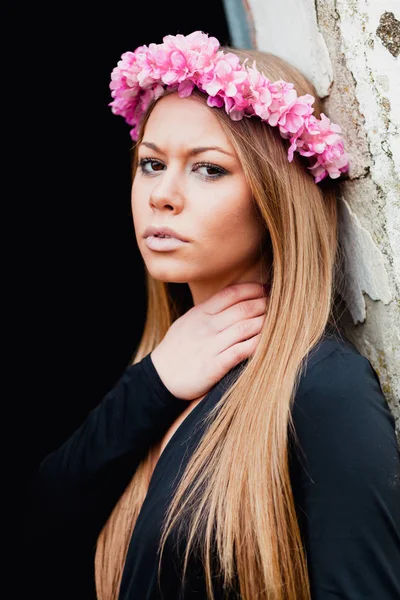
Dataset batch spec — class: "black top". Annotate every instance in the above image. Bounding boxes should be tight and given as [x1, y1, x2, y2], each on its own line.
[27, 332, 400, 599]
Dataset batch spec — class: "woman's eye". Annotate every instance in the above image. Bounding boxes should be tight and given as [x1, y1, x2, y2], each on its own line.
[194, 163, 227, 180]
[138, 158, 165, 174]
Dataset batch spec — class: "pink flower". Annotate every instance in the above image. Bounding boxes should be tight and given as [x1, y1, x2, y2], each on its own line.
[299, 114, 343, 155]
[265, 88, 314, 136]
[164, 31, 219, 75]
[134, 45, 164, 87]
[261, 81, 295, 123]
[309, 151, 349, 183]
[109, 31, 349, 181]
[231, 64, 273, 117]
[202, 53, 248, 98]
[277, 94, 314, 134]
[309, 144, 349, 182]
[285, 113, 349, 181]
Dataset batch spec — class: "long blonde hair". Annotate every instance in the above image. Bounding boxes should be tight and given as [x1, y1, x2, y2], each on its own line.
[95, 47, 345, 599]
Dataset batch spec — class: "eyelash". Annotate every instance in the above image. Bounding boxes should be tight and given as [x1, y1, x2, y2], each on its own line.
[137, 157, 228, 181]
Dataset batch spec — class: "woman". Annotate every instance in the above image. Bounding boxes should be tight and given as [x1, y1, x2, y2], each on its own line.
[30, 31, 400, 599]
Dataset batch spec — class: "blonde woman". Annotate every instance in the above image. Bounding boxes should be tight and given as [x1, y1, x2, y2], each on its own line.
[30, 31, 400, 600]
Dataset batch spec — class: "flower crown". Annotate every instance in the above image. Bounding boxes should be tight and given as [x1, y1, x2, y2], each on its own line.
[109, 31, 349, 183]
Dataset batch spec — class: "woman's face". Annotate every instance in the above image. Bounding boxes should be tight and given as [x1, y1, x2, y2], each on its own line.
[131, 93, 267, 305]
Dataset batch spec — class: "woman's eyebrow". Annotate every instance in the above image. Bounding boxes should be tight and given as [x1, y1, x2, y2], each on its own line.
[140, 141, 235, 158]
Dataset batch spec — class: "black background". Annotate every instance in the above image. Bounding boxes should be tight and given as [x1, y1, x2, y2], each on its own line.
[15, 2, 231, 478]
[11, 4, 231, 595]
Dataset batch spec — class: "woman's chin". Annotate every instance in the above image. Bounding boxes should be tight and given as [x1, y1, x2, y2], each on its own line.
[145, 265, 193, 284]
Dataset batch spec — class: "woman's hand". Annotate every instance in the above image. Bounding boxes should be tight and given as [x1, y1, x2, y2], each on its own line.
[150, 282, 269, 401]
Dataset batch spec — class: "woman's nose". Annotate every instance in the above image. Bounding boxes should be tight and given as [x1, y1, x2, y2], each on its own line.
[149, 172, 184, 212]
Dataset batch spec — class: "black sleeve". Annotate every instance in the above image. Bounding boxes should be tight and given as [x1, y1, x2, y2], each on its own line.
[27, 352, 188, 555]
[289, 348, 400, 599]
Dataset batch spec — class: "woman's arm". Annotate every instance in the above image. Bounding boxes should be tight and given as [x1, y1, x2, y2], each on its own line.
[28, 353, 188, 547]
[290, 346, 400, 599]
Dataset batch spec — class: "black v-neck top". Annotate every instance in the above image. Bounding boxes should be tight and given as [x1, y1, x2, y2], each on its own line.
[27, 332, 400, 599]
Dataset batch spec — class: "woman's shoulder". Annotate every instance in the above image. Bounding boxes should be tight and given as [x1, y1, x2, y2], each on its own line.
[292, 329, 397, 452]
[301, 329, 364, 374]
[299, 329, 384, 399]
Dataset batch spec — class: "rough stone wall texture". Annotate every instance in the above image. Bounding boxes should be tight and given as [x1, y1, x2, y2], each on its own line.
[236, 0, 400, 437]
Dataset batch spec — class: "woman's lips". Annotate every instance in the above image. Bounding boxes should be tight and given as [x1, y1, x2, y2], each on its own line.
[144, 235, 188, 251]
